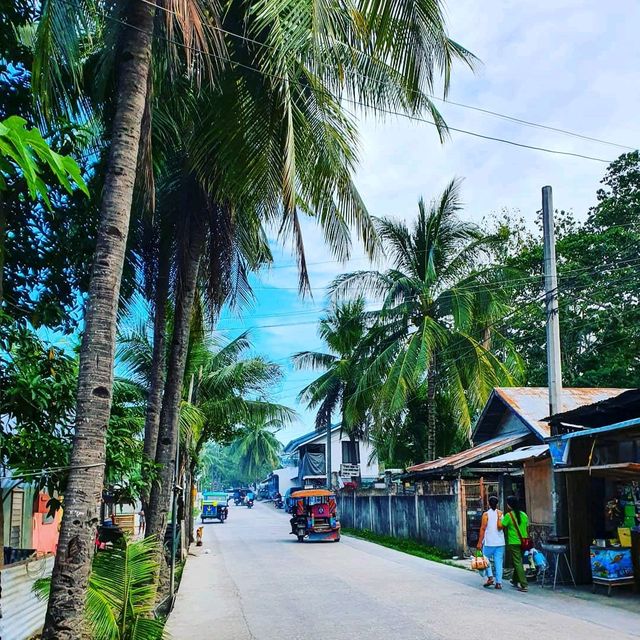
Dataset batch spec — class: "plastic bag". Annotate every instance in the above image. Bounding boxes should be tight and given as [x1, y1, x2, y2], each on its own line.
[471, 551, 490, 571]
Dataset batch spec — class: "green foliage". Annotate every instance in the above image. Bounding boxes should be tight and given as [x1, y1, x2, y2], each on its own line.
[1, 317, 151, 503]
[496, 151, 640, 388]
[229, 418, 284, 482]
[294, 297, 371, 438]
[323, 180, 522, 465]
[35, 536, 166, 640]
[0, 115, 87, 201]
[0, 317, 76, 496]
[342, 528, 457, 565]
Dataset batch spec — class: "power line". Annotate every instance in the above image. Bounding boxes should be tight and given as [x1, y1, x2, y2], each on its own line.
[80, 2, 615, 164]
[139, 0, 636, 152]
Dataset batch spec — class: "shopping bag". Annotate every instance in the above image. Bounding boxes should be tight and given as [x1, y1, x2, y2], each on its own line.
[471, 550, 490, 571]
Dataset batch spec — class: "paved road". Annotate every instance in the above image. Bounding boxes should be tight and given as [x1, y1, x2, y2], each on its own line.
[167, 502, 640, 640]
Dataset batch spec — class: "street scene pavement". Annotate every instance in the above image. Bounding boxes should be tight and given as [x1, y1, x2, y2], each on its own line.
[167, 502, 640, 640]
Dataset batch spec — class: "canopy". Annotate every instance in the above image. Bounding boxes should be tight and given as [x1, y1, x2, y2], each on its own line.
[480, 445, 549, 464]
[291, 489, 335, 498]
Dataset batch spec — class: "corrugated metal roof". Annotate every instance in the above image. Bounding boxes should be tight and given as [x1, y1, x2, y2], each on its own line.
[406, 434, 527, 475]
[480, 444, 549, 464]
[283, 424, 341, 454]
[493, 387, 629, 439]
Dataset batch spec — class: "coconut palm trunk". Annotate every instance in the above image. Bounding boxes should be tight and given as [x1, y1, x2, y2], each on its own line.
[146, 218, 204, 541]
[42, 4, 155, 637]
[426, 357, 437, 461]
[142, 249, 170, 508]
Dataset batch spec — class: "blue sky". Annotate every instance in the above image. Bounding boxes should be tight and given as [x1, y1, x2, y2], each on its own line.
[217, 0, 640, 446]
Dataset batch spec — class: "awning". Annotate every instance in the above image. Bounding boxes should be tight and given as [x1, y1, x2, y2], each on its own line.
[554, 462, 640, 480]
[480, 445, 549, 464]
[405, 434, 528, 476]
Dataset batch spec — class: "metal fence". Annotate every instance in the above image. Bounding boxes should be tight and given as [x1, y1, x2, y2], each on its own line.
[337, 492, 461, 554]
[0, 555, 55, 640]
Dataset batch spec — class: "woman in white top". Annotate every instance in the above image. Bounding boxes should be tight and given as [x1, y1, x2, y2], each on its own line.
[476, 495, 505, 589]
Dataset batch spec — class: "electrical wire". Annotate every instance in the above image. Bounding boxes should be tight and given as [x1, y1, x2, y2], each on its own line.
[138, 0, 636, 152]
[70, 1, 616, 164]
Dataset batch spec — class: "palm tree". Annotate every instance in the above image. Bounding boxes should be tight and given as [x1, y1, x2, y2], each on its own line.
[332, 180, 521, 460]
[293, 298, 373, 486]
[36, 536, 166, 640]
[34, 0, 475, 627]
[230, 419, 284, 483]
[33, 2, 222, 633]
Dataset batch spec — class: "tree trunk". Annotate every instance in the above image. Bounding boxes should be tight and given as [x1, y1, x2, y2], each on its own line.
[42, 4, 155, 637]
[0, 192, 5, 303]
[426, 356, 437, 461]
[146, 220, 204, 542]
[142, 248, 170, 508]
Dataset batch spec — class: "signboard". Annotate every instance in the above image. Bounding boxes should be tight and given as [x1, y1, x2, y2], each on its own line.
[548, 436, 570, 466]
[339, 463, 360, 478]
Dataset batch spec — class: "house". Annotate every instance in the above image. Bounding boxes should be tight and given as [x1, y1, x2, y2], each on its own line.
[2, 480, 61, 565]
[282, 425, 379, 489]
[404, 387, 627, 550]
[546, 388, 640, 585]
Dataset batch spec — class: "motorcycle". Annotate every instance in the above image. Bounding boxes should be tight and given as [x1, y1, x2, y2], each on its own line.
[246, 498, 254, 509]
[274, 496, 284, 509]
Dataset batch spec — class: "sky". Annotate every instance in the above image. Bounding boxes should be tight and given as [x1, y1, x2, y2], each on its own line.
[216, 0, 640, 445]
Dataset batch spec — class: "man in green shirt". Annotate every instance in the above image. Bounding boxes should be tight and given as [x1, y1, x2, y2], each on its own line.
[501, 496, 529, 592]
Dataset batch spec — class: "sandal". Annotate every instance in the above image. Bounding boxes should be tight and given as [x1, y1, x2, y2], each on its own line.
[483, 578, 495, 588]
[517, 586, 528, 592]
[495, 584, 503, 590]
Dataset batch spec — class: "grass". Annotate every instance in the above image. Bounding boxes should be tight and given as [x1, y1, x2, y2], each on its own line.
[341, 528, 464, 569]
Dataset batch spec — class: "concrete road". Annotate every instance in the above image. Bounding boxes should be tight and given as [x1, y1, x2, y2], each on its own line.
[167, 502, 640, 640]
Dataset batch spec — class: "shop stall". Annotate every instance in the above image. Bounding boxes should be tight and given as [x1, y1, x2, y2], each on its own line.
[547, 389, 640, 593]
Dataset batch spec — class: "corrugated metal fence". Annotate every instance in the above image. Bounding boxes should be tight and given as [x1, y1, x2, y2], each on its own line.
[337, 490, 461, 554]
[0, 555, 54, 640]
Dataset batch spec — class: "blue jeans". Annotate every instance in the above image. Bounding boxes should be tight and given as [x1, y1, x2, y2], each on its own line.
[483, 545, 505, 584]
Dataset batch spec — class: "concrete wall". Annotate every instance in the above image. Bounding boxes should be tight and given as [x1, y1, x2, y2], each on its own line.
[337, 492, 461, 555]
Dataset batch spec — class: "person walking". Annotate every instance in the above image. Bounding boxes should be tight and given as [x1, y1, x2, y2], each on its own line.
[477, 495, 505, 589]
[502, 495, 529, 592]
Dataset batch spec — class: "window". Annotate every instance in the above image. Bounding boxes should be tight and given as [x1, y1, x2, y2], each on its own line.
[341, 440, 360, 464]
[10, 489, 24, 548]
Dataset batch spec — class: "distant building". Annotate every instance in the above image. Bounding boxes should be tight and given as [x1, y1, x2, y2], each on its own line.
[282, 425, 378, 489]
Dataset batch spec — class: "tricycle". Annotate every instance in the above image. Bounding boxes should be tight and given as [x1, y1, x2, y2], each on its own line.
[289, 489, 340, 542]
[201, 491, 229, 523]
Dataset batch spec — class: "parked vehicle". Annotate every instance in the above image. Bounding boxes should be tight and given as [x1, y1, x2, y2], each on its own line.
[289, 489, 340, 542]
[201, 491, 229, 523]
[284, 487, 303, 514]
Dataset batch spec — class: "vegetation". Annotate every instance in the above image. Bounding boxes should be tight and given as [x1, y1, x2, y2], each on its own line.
[2, 0, 639, 634]
[35, 537, 166, 640]
[341, 528, 459, 567]
[298, 181, 522, 468]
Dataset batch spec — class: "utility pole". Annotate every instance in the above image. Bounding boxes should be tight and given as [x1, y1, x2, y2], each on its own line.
[542, 186, 566, 538]
[542, 186, 563, 416]
[169, 373, 194, 601]
[326, 423, 332, 490]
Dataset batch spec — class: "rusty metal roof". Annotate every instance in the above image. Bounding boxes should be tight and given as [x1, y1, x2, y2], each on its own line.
[405, 434, 527, 476]
[491, 387, 629, 440]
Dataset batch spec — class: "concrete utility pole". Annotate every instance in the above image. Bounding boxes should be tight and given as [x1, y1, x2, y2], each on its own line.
[542, 186, 563, 416]
[326, 423, 332, 489]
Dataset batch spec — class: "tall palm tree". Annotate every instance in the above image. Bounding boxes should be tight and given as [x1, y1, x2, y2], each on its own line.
[33, 3, 222, 634]
[34, 0, 475, 628]
[230, 419, 284, 483]
[332, 180, 522, 460]
[293, 298, 372, 485]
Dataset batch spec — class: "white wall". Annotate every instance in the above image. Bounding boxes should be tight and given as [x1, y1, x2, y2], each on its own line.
[273, 467, 298, 494]
[329, 431, 379, 479]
